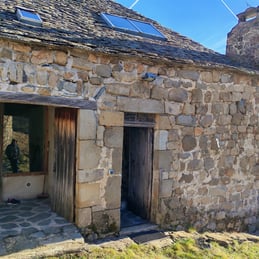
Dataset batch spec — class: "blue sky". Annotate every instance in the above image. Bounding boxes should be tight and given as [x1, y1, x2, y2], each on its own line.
[115, 0, 259, 54]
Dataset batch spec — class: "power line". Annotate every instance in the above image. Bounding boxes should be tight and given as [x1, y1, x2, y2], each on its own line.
[129, 0, 140, 9]
[220, 0, 238, 20]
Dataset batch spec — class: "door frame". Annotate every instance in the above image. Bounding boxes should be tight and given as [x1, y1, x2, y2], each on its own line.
[121, 113, 155, 222]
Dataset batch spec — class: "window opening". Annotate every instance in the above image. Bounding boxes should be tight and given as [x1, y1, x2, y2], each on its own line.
[124, 112, 155, 127]
[2, 103, 44, 174]
[101, 13, 166, 40]
[16, 6, 43, 26]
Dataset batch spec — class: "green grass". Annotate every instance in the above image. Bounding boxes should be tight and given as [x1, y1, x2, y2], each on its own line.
[46, 237, 259, 259]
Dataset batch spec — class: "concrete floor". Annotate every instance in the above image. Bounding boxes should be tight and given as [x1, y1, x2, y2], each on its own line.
[0, 198, 159, 256]
[0, 198, 84, 256]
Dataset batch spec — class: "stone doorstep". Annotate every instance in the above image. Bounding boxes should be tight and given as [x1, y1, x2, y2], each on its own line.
[119, 222, 159, 237]
[130, 230, 173, 248]
[1, 241, 85, 259]
[0, 226, 84, 257]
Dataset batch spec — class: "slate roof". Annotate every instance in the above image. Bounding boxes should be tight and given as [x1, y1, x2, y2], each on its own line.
[0, 0, 253, 69]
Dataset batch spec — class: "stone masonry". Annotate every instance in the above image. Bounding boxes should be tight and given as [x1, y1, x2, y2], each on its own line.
[0, 37, 259, 235]
[227, 6, 259, 68]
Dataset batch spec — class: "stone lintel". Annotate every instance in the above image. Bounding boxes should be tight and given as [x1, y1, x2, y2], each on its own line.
[0, 91, 96, 109]
[99, 111, 124, 126]
[117, 96, 164, 114]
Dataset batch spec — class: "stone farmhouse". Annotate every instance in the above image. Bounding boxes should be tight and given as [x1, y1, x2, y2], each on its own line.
[0, 0, 258, 236]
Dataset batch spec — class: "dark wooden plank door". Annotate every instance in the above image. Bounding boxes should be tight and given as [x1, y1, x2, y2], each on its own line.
[51, 108, 77, 222]
[126, 127, 153, 219]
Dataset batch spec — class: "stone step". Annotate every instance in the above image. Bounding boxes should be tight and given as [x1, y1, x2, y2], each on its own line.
[119, 223, 159, 237]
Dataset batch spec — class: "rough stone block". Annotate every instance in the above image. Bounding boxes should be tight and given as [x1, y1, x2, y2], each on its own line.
[8, 63, 17, 82]
[21, 85, 35, 93]
[209, 187, 226, 197]
[217, 115, 232, 125]
[72, 57, 92, 71]
[112, 148, 123, 174]
[97, 126, 105, 143]
[54, 51, 67, 66]
[168, 88, 188, 103]
[204, 157, 215, 171]
[48, 71, 59, 88]
[88, 53, 98, 63]
[31, 50, 53, 65]
[36, 70, 48, 85]
[164, 78, 180, 88]
[183, 103, 195, 114]
[187, 159, 202, 171]
[232, 113, 243, 125]
[200, 71, 213, 83]
[77, 169, 104, 183]
[16, 52, 30, 62]
[63, 81, 77, 93]
[75, 207, 92, 227]
[13, 43, 31, 53]
[92, 209, 120, 234]
[194, 127, 203, 136]
[211, 103, 224, 115]
[198, 187, 208, 195]
[219, 92, 231, 102]
[78, 140, 101, 170]
[200, 115, 213, 128]
[104, 127, 123, 148]
[156, 115, 171, 130]
[160, 179, 173, 198]
[154, 130, 168, 150]
[130, 82, 150, 98]
[99, 111, 124, 126]
[178, 70, 200, 81]
[105, 176, 122, 209]
[117, 97, 164, 113]
[168, 130, 180, 142]
[204, 91, 212, 103]
[0, 48, 12, 59]
[95, 64, 112, 78]
[151, 86, 168, 100]
[176, 115, 196, 126]
[76, 182, 101, 208]
[154, 150, 172, 171]
[191, 89, 203, 103]
[106, 83, 130, 96]
[182, 135, 197, 151]
[89, 76, 103, 85]
[78, 110, 97, 140]
[165, 102, 182, 115]
[179, 173, 194, 183]
[112, 70, 137, 83]
[221, 74, 232, 83]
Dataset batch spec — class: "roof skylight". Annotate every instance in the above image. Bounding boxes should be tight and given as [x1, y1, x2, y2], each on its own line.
[101, 13, 166, 40]
[16, 7, 43, 26]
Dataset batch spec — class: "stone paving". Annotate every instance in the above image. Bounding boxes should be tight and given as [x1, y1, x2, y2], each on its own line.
[0, 198, 84, 256]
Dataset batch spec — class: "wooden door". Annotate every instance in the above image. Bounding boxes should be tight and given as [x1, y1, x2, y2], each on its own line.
[51, 108, 77, 222]
[124, 127, 153, 219]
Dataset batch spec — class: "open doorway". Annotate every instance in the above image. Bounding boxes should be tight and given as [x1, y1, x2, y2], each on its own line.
[121, 126, 153, 228]
[0, 103, 46, 202]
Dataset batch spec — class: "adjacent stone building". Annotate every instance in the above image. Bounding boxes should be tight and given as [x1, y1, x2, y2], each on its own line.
[0, 0, 258, 236]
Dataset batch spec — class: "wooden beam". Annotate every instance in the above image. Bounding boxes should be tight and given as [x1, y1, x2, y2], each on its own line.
[0, 92, 97, 110]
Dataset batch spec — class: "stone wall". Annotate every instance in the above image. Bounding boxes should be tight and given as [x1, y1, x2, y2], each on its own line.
[226, 7, 259, 68]
[0, 39, 259, 235]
